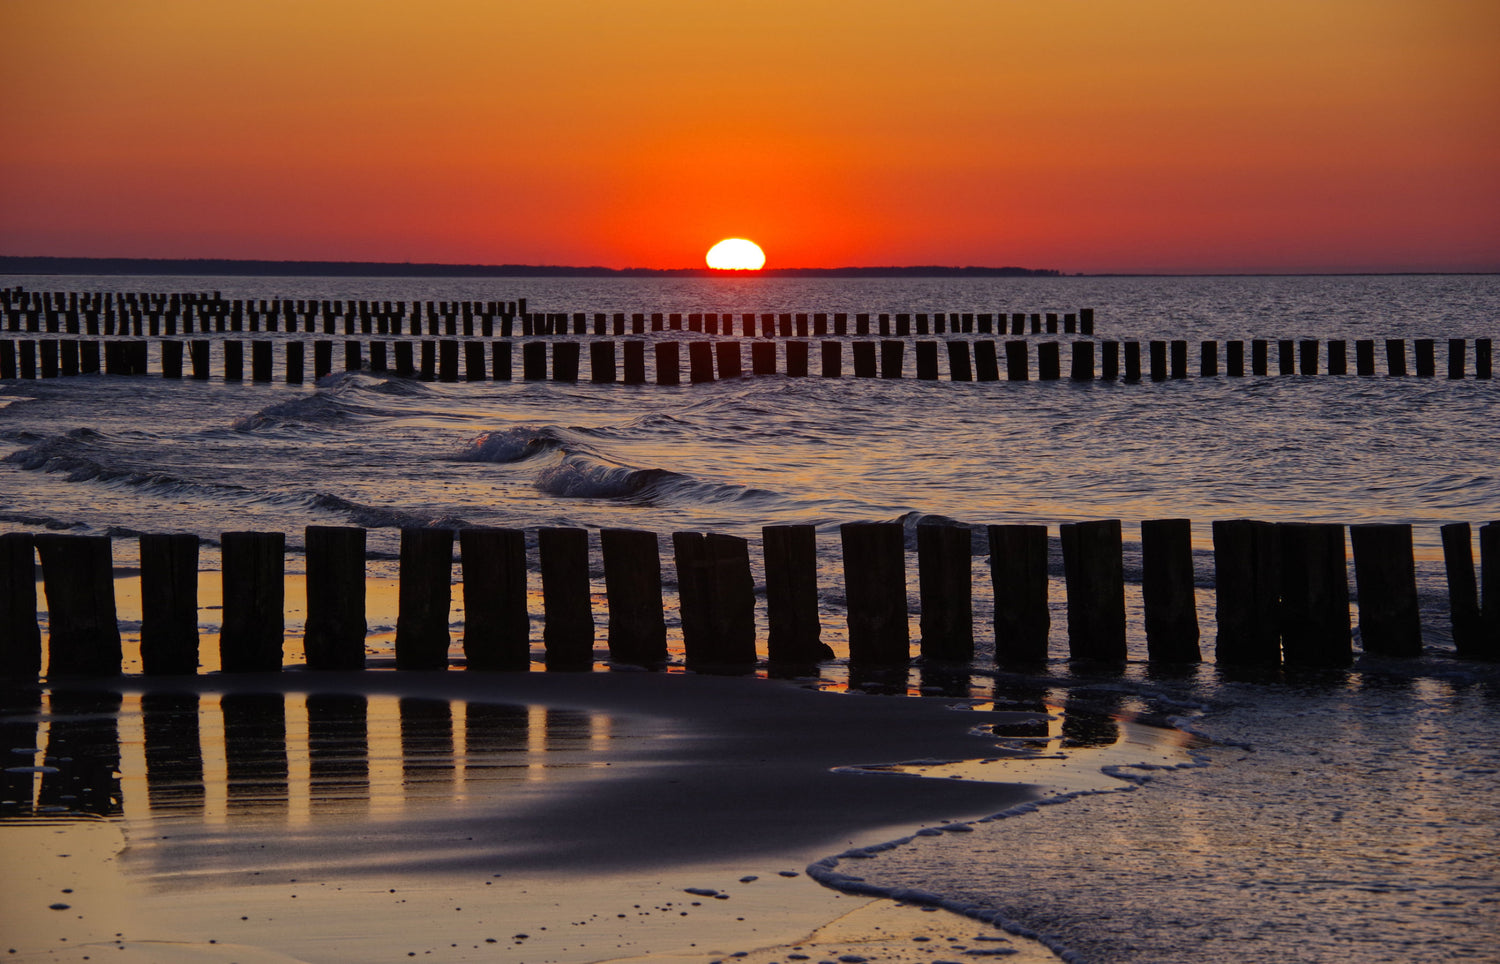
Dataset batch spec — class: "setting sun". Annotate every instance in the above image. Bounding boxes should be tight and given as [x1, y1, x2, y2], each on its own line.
[705, 238, 766, 271]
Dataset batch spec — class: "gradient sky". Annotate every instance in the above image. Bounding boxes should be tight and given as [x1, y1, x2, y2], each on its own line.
[2, 0, 1496, 273]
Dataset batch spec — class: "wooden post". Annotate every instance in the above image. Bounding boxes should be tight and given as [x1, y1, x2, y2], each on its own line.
[1277, 522, 1351, 667]
[786, 340, 809, 377]
[0, 533, 41, 678]
[763, 524, 825, 665]
[1149, 340, 1167, 381]
[492, 341, 512, 381]
[656, 341, 681, 385]
[1415, 338, 1435, 377]
[622, 340, 646, 384]
[464, 340, 486, 381]
[987, 524, 1049, 663]
[1386, 339, 1407, 376]
[161, 340, 183, 379]
[1277, 339, 1295, 375]
[1081, 307, 1094, 334]
[1200, 341, 1218, 377]
[552, 341, 580, 382]
[600, 528, 667, 668]
[523, 342, 547, 380]
[1441, 522, 1482, 657]
[252, 340, 272, 381]
[1252, 339, 1268, 375]
[1356, 339, 1375, 376]
[1477, 338, 1492, 379]
[880, 340, 904, 378]
[538, 527, 594, 671]
[286, 341, 304, 384]
[1037, 342, 1060, 380]
[1226, 340, 1244, 376]
[852, 341, 877, 377]
[947, 340, 973, 381]
[1100, 340, 1119, 380]
[751, 341, 776, 376]
[975, 340, 1000, 381]
[917, 523, 973, 662]
[219, 531, 283, 672]
[1124, 340, 1142, 381]
[1299, 339, 1318, 375]
[673, 532, 757, 671]
[840, 521, 909, 666]
[1005, 340, 1028, 380]
[314, 339, 332, 379]
[395, 528, 454, 670]
[716, 340, 742, 379]
[1327, 339, 1347, 375]
[591, 340, 617, 383]
[1212, 519, 1280, 664]
[139, 533, 199, 675]
[1483, 522, 1500, 658]
[224, 339, 244, 381]
[1059, 520, 1127, 661]
[35, 535, 121, 676]
[1141, 519, 1200, 662]
[304, 526, 367, 670]
[1349, 523, 1421, 657]
[821, 340, 842, 378]
[391, 340, 413, 377]
[1070, 340, 1094, 381]
[914, 341, 939, 380]
[1170, 339, 1188, 378]
[688, 341, 714, 383]
[459, 527, 530, 671]
[1448, 338, 1465, 379]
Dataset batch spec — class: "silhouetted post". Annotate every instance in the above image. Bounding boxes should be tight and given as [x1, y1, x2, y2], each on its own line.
[622, 340, 646, 384]
[656, 341, 681, 385]
[716, 340, 742, 378]
[523, 342, 547, 380]
[1006, 340, 1028, 380]
[987, 524, 1049, 663]
[395, 528, 454, 670]
[688, 341, 714, 383]
[1299, 340, 1318, 375]
[1037, 342, 1061, 380]
[1440, 522, 1497, 660]
[1070, 340, 1094, 381]
[304, 526, 367, 671]
[0, 533, 41, 678]
[821, 341, 842, 378]
[591, 341, 617, 383]
[1149, 340, 1167, 381]
[1081, 308, 1095, 334]
[946, 340, 973, 381]
[1415, 338, 1435, 377]
[161, 340, 183, 379]
[1212, 519, 1280, 665]
[35, 535, 121, 676]
[1324, 339, 1346, 375]
[459, 527, 530, 671]
[1170, 339, 1188, 378]
[852, 341, 877, 377]
[1059, 520, 1127, 662]
[1476, 338, 1492, 379]
[600, 528, 667, 668]
[538, 527, 594, 671]
[751, 341, 776, 375]
[224, 339, 244, 381]
[1355, 339, 1375, 376]
[314, 339, 332, 379]
[219, 531, 283, 672]
[763, 524, 825, 665]
[492, 341, 512, 381]
[1277, 339, 1295, 375]
[139, 533, 199, 675]
[1349, 523, 1421, 657]
[1099, 340, 1119, 380]
[465, 340, 486, 381]
[1448, 338, 1465, 379]
[1277, 522, 1351, 667]
[841, 522, 908, 666]
[392, 341, 413, 378]
[1252, 339, 1268, 375]
[786, 340, 809, 377]
[1386, 339, 1407, 376]
[1481, 522, 1500, 658]
[1226, 340, 1244, 376]
[880, 340, 904, 378]
[551, 341, 580, 382]
[673, 532, 757, 671]
[917, 523, 973, 662]
[0, 341, 14, 381]
[252, 340, 272, 381]
[286, 341, 304, 383]
[1124, 341, 1142, 381]
[1200, 341, 1218, 377]
[1141, 519, 1200, 662]
[914, 341, 939, 380]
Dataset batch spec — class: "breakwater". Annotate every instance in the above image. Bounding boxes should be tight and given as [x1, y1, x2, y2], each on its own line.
[2, 520, 1495, 679]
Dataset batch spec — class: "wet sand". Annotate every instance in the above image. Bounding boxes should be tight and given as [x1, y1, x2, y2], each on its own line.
[3, 670, 1070, 963]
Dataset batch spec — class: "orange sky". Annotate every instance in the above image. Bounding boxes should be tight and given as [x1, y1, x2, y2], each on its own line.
[1, 0, 1496, 273]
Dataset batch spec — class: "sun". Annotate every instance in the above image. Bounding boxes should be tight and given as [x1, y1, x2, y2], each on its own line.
[706, 238, 766, 271]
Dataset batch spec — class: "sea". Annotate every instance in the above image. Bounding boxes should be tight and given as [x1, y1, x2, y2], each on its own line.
[2, 273, 1498, 962]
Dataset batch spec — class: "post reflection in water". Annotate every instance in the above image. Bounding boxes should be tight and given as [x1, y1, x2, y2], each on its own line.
[1062, 690, 1124, 749]
[0, 690, 619, 826]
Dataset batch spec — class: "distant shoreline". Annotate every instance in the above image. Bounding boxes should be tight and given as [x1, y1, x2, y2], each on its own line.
[0, 256, 1059, 279]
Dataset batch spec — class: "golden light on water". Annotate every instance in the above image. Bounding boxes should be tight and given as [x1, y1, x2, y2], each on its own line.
[706, 238, 766, 271]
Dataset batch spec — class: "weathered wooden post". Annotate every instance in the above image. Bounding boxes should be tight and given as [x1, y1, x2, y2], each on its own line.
[1349, 523, 1421, 657]
[1211, 519, 1280, 664]
[1037, 342, 1061, 380]
[917, 523, 973, 661]
[252, 340, 273, 381]
[987, 524, 1050, 663]
[1299, 340, 1318, 375]
[673, 532, 757, 671]
[1477, 338, 1493, 379]
[786, 339, 809, 377]
[1200, 340, 1219, 377]
[1170, 339, 1188, 379]
[189, 339, 210, 379]
[224, 339, 244, 381]
[1440, 522, 1499, 660]
[395, 528, 454, 670]
[1252, 339, 1268, 375]
[1277, 339, 1295, 376]
[1099, 340, 1119, 380]
[219, 531, 283, 672]
[285, 341, 305, 384]
[464, 340, 486, 381]
[1005, 340, 1028, 380]
[852, 341, 877, 377]
[523, 341, 547, 380]
[622, 340, 646, 384]
[304, 526, 367, 670]
[751, 341, 776, 376]
[161, 340, 184, 379]
[601, 528, 667, 668]
[538, 527, 594, 671]
[914, 341, 939, 380]
[975, 340, 1000, 381]
[1059, 520, 1127, 661]
[1070, 340, 1094, 381]
[716, 340, 743, 379]
[1448, 338, 1465, 379]
[1415, 338, 1435, 377]
[1081, 308, 1095, 334]
[1226, 340, 1244, 376]
[590, 340, 618, 383]
[947, 340, 973, 381]
[763, 524, 825, 666]
[492, 341, 512, 381]
[0, 533, 41, 678]
[552, 341, 580, 382]
[1355, 339, 1375, 376]
[1277, 522, 1351, 667]
[139, 533, 199, 675]
[35, 535, 121, 676]
[1123, 341, 1142, 381]
[688, 341, 714, 383]
[821, 340, 842, 378]
[1148, 340, 1167, 381]
[841, 521, 909, 666]
[314, 339, 332, 379]
[657, 341, 681, 385]
[1386, 339, 1407, 376]
[459, 527, 530, 671]
[1141, 519, 1200, 662]
[880, 340, 904, 378]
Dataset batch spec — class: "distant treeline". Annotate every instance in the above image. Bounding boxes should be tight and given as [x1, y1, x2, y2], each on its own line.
[0, 256, 1061, 279]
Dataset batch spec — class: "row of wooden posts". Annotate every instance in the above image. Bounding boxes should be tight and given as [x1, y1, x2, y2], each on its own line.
[1, 519, 1495, 679]
[1, 335, 1494, 384]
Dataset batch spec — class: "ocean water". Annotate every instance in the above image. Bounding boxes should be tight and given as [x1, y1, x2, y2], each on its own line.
[2, 273, 1499, 961]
